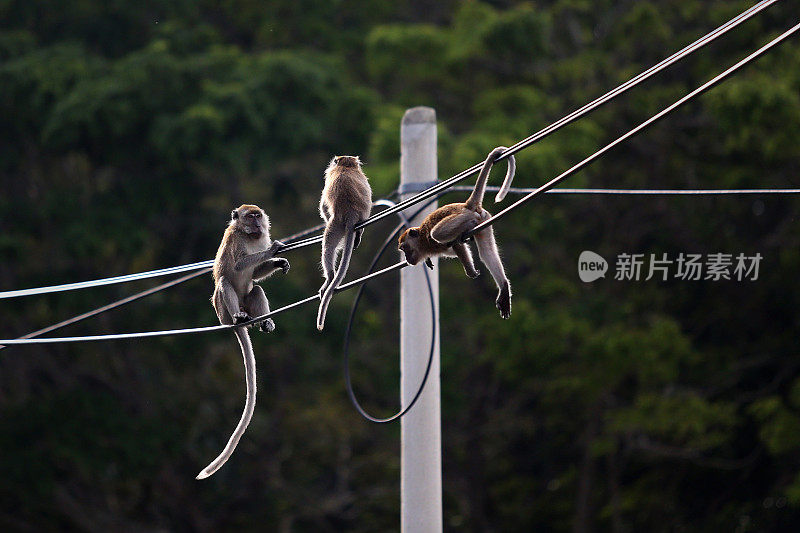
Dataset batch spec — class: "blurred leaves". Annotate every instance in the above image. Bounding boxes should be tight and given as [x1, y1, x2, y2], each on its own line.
[1, 0, 800, 531]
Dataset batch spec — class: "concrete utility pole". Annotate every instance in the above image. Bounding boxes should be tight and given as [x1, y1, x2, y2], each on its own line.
[399, 106, 442, 533]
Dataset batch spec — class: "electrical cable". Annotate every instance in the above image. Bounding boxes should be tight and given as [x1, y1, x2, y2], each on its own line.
[0, 268, 211, 351]
[0, 223, 326, 300]
[1, 5, 794, 344]
[468, 21, 800, 237]
[350, 0, 782, 230]
[0, 0, 779, 300]
[0, 223, 326, 346]
[343, 198, 438, 423]
[450, 187, 800, 195]
[0, 261, 408, 345]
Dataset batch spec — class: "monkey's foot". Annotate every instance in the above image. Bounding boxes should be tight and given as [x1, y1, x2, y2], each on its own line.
[425, 258, 435, 270]
[259, 318, 276, 333]
[496, 282, 511, 319]
[465, 267, 481, 279]
[233, 312, 251, 325]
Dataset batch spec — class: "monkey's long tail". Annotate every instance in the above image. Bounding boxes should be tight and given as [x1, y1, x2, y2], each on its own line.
[317, 228, 357, 331]
[196, 327, 256, 480]
[466, 146, 508, 210]
[493, 153, 516, 203]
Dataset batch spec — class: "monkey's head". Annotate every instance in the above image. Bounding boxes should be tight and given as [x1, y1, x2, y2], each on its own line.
[231, 204, 269, 239]
[329, 155, 362, 170]
[397, 227, 422, 265]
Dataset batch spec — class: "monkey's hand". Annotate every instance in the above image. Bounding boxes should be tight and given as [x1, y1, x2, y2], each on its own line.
[425, 258, 434, 270]
[269, 240, 284, 254]
[233, 312, 251, 325]
[259, 318, 276, 333]
[275, 257, 290, 275]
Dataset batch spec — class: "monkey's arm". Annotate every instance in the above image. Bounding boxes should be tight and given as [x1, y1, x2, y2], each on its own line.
[452, 242, 480, 278]
[430, 211, 480, 244]
[234, 242, 283, 272]
[253, 258, 290, 279]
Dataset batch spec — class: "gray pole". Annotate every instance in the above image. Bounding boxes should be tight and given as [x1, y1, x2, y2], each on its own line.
[400, 106, 442, 532]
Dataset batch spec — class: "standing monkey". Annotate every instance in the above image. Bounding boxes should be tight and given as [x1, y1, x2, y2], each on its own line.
[197, 204, 289, 480]
[397, 147, 516, 318]
[317, 156, 372, 330]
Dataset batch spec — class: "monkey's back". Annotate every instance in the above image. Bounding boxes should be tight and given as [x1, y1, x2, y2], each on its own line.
[322, 168, 373, 225]
[418, 203, 469, 251]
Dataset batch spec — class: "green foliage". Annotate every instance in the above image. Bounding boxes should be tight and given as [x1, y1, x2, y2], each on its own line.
[1, 0, 800, 530]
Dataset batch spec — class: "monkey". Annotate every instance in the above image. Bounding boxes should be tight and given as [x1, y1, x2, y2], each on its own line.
[196, 204, 290, 480]
[316, 155, 372, 331]
[397, 146, 516, 319]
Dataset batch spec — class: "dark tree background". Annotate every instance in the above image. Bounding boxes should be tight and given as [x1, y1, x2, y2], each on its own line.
[1, 1, 799, 531]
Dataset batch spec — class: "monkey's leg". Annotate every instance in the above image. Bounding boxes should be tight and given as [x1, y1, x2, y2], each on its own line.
[212, 284, 234, 325]
[244, 285, 275, 333]
[452, 242, 480, 279]
[320, 224, 346, 294]
[216, 276, 248, 324]
[320, 202, 332, 224]
[430, 212, 480, 244]
[474, 227, 512, 319]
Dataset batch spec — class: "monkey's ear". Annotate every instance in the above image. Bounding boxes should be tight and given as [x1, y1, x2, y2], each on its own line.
[408, 228, 420, 238]
[231, 209, 238, 220]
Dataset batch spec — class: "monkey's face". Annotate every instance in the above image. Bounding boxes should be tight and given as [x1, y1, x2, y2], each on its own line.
[232, 205, 269, 238]
[398, 228, 421, 265]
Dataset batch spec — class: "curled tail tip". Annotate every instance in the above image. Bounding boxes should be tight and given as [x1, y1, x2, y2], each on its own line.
[196, 469, 212, 480]
[316, 306, 327, 331]
[490, 146, 507, 159]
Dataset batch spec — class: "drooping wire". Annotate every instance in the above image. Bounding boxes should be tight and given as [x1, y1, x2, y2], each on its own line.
[468, 21, 800, 237]
[0, 0, 779, 300]
[343, 198, 438, 423]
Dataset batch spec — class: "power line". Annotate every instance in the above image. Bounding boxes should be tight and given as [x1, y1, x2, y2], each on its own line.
[0, 269, 211, 351]
[0, 0, 778, 300]
[0, 4, 792, 343]
[0, 260, 215, 300]
[0, 261, 407, 345]
[351, 0, 782, 230]
[6, 48, 799, 347]
[451, 186, 800, 195]
[468, 21, 800, 237]
[220, 0, 783, 253]
[0, 223, 324, 300]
